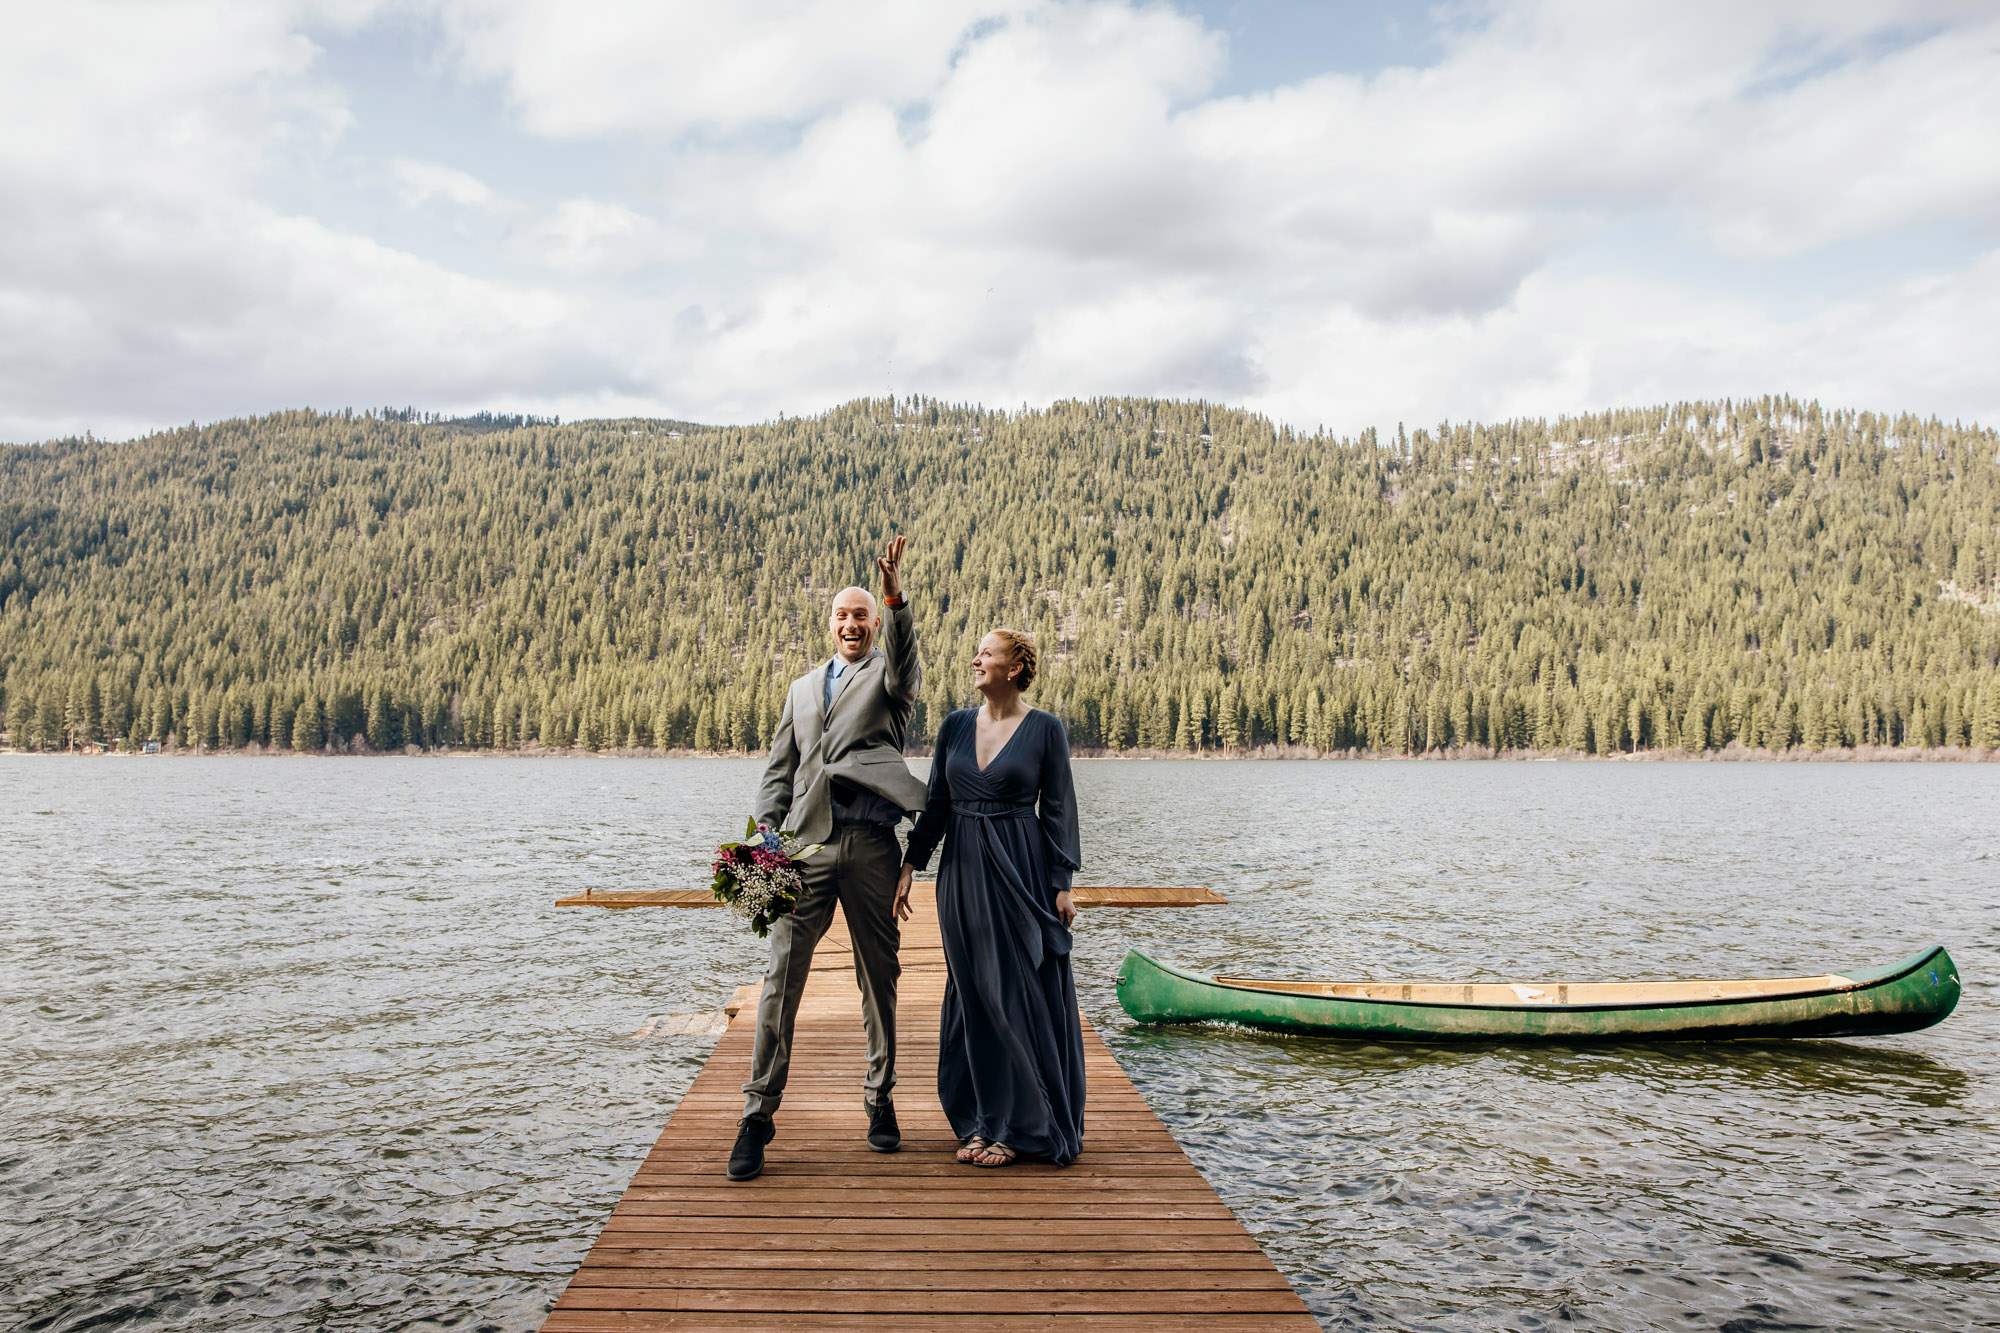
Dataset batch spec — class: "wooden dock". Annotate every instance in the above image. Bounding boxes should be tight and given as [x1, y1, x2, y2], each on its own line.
[543, 882, 1316, 1330]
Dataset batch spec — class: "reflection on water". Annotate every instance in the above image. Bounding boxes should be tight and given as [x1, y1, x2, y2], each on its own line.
[2, 756, 1996, 1331]
[1129, 1027, 1973, 1105]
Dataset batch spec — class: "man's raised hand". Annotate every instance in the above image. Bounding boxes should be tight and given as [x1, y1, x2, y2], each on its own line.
[876, 535, 907, 602]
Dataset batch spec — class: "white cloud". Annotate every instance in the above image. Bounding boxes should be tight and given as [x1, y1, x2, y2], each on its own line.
[630, 0, 2000, 425]
[3, 0, 1998, 441]
[0, 183, 619, 439]
[0, 0, 633, 439]
[391, 157, 496, 207]
[1248, 252, 2000, 437]
[435, 0, 1032, 136]
[0, 1, 337, 189]
[506, 198, 681, 273]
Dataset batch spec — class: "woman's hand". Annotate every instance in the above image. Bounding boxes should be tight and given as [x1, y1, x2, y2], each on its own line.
[1054, 890, 1076, 927]
[894, 863, 915, 921]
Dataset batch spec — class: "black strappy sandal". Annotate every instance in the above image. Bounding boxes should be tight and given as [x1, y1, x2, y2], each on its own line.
[971, 1141, 1017, 1168]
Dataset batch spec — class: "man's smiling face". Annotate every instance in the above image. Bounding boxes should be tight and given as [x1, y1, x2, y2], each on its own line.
[828, 586, 878, 663]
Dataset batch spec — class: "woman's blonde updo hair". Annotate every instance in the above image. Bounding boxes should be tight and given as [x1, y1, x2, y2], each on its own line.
[990, 627, 1038, 691]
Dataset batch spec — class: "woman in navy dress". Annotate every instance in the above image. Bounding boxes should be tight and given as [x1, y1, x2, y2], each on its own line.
[897, 628, 1085, 1167]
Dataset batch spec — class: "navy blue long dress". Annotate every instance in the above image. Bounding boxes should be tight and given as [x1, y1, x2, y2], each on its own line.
[904, 707, 1086, 1165]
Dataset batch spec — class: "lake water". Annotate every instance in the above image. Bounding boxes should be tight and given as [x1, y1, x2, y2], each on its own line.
[3, 755, 1995, 1331]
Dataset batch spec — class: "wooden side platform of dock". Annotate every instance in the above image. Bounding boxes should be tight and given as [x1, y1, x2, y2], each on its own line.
[543, 882, 1316, 1330]
[557, 883, 1228, 908]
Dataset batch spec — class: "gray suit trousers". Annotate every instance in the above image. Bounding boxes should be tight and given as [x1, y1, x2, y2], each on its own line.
[741, 822, 902, 1118]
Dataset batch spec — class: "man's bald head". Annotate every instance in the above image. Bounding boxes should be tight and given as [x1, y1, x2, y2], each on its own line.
[829, 586, 879, 663]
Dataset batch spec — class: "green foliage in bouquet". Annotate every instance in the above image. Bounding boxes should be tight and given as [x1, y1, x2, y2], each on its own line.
[710, 816, 823, 937]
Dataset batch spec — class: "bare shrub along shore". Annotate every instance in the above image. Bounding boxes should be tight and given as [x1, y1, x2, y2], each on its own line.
[3, 395, 1997, 757]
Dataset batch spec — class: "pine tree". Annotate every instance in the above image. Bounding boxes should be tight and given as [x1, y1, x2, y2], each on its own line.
[2, 396, 1994, 758]
[366, 688, 394, 752]
[1977, 675, 2000, 750]
[292, 692, 324, 753]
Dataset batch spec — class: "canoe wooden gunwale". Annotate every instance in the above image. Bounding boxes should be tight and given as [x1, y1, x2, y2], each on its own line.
[1207, 952, 1932, 1014]
[1116, 945, 1960, 1041]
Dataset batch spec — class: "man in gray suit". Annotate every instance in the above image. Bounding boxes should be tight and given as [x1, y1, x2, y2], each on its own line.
[728, 536, 928, 1181]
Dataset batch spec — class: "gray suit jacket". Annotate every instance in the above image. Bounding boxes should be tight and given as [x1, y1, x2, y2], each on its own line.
[755, 600, 927, 846]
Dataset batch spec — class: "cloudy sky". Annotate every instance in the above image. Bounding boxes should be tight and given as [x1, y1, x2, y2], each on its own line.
[4, 0, 1997, 442]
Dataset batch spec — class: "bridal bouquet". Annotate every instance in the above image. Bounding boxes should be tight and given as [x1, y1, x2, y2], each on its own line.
[710, 819, 822, 937]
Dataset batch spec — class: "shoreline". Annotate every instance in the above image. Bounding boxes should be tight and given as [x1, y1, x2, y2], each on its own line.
[4, 742, 1993, 763]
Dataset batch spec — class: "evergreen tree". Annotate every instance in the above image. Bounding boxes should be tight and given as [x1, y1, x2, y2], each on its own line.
[292, 693, 324, 753]
[1, 396, 1994, 756]
[366, 687, 394, 752]
[1977, 675, 2000, 750]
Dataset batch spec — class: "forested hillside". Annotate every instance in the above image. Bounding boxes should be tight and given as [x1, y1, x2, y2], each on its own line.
[3, 395, 1998, 756]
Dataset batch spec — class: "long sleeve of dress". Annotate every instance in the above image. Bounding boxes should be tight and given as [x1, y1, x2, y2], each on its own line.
[902, 710, 958, 871]
[1036, 714, 1082, 897]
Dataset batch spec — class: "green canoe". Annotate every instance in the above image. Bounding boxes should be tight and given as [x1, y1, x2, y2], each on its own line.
[1116, 945, 1960, 1041]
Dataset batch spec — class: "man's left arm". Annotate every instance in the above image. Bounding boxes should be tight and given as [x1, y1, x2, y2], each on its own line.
[880, 601, 920, 703]
[876, 536, 920, 703]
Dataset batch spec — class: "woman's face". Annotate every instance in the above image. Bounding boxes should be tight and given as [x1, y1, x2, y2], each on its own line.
[971, 633, 1017, 694]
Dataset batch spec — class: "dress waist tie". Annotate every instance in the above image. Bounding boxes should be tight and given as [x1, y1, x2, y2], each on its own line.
[952, 803, 1036, 822]
[948, 802, 1075, 963]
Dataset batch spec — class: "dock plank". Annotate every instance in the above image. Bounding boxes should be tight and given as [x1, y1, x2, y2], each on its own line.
[542, 883, 1312, 1331]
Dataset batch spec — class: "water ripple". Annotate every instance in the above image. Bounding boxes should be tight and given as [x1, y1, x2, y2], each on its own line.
[4, 756, 1997, 1331]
